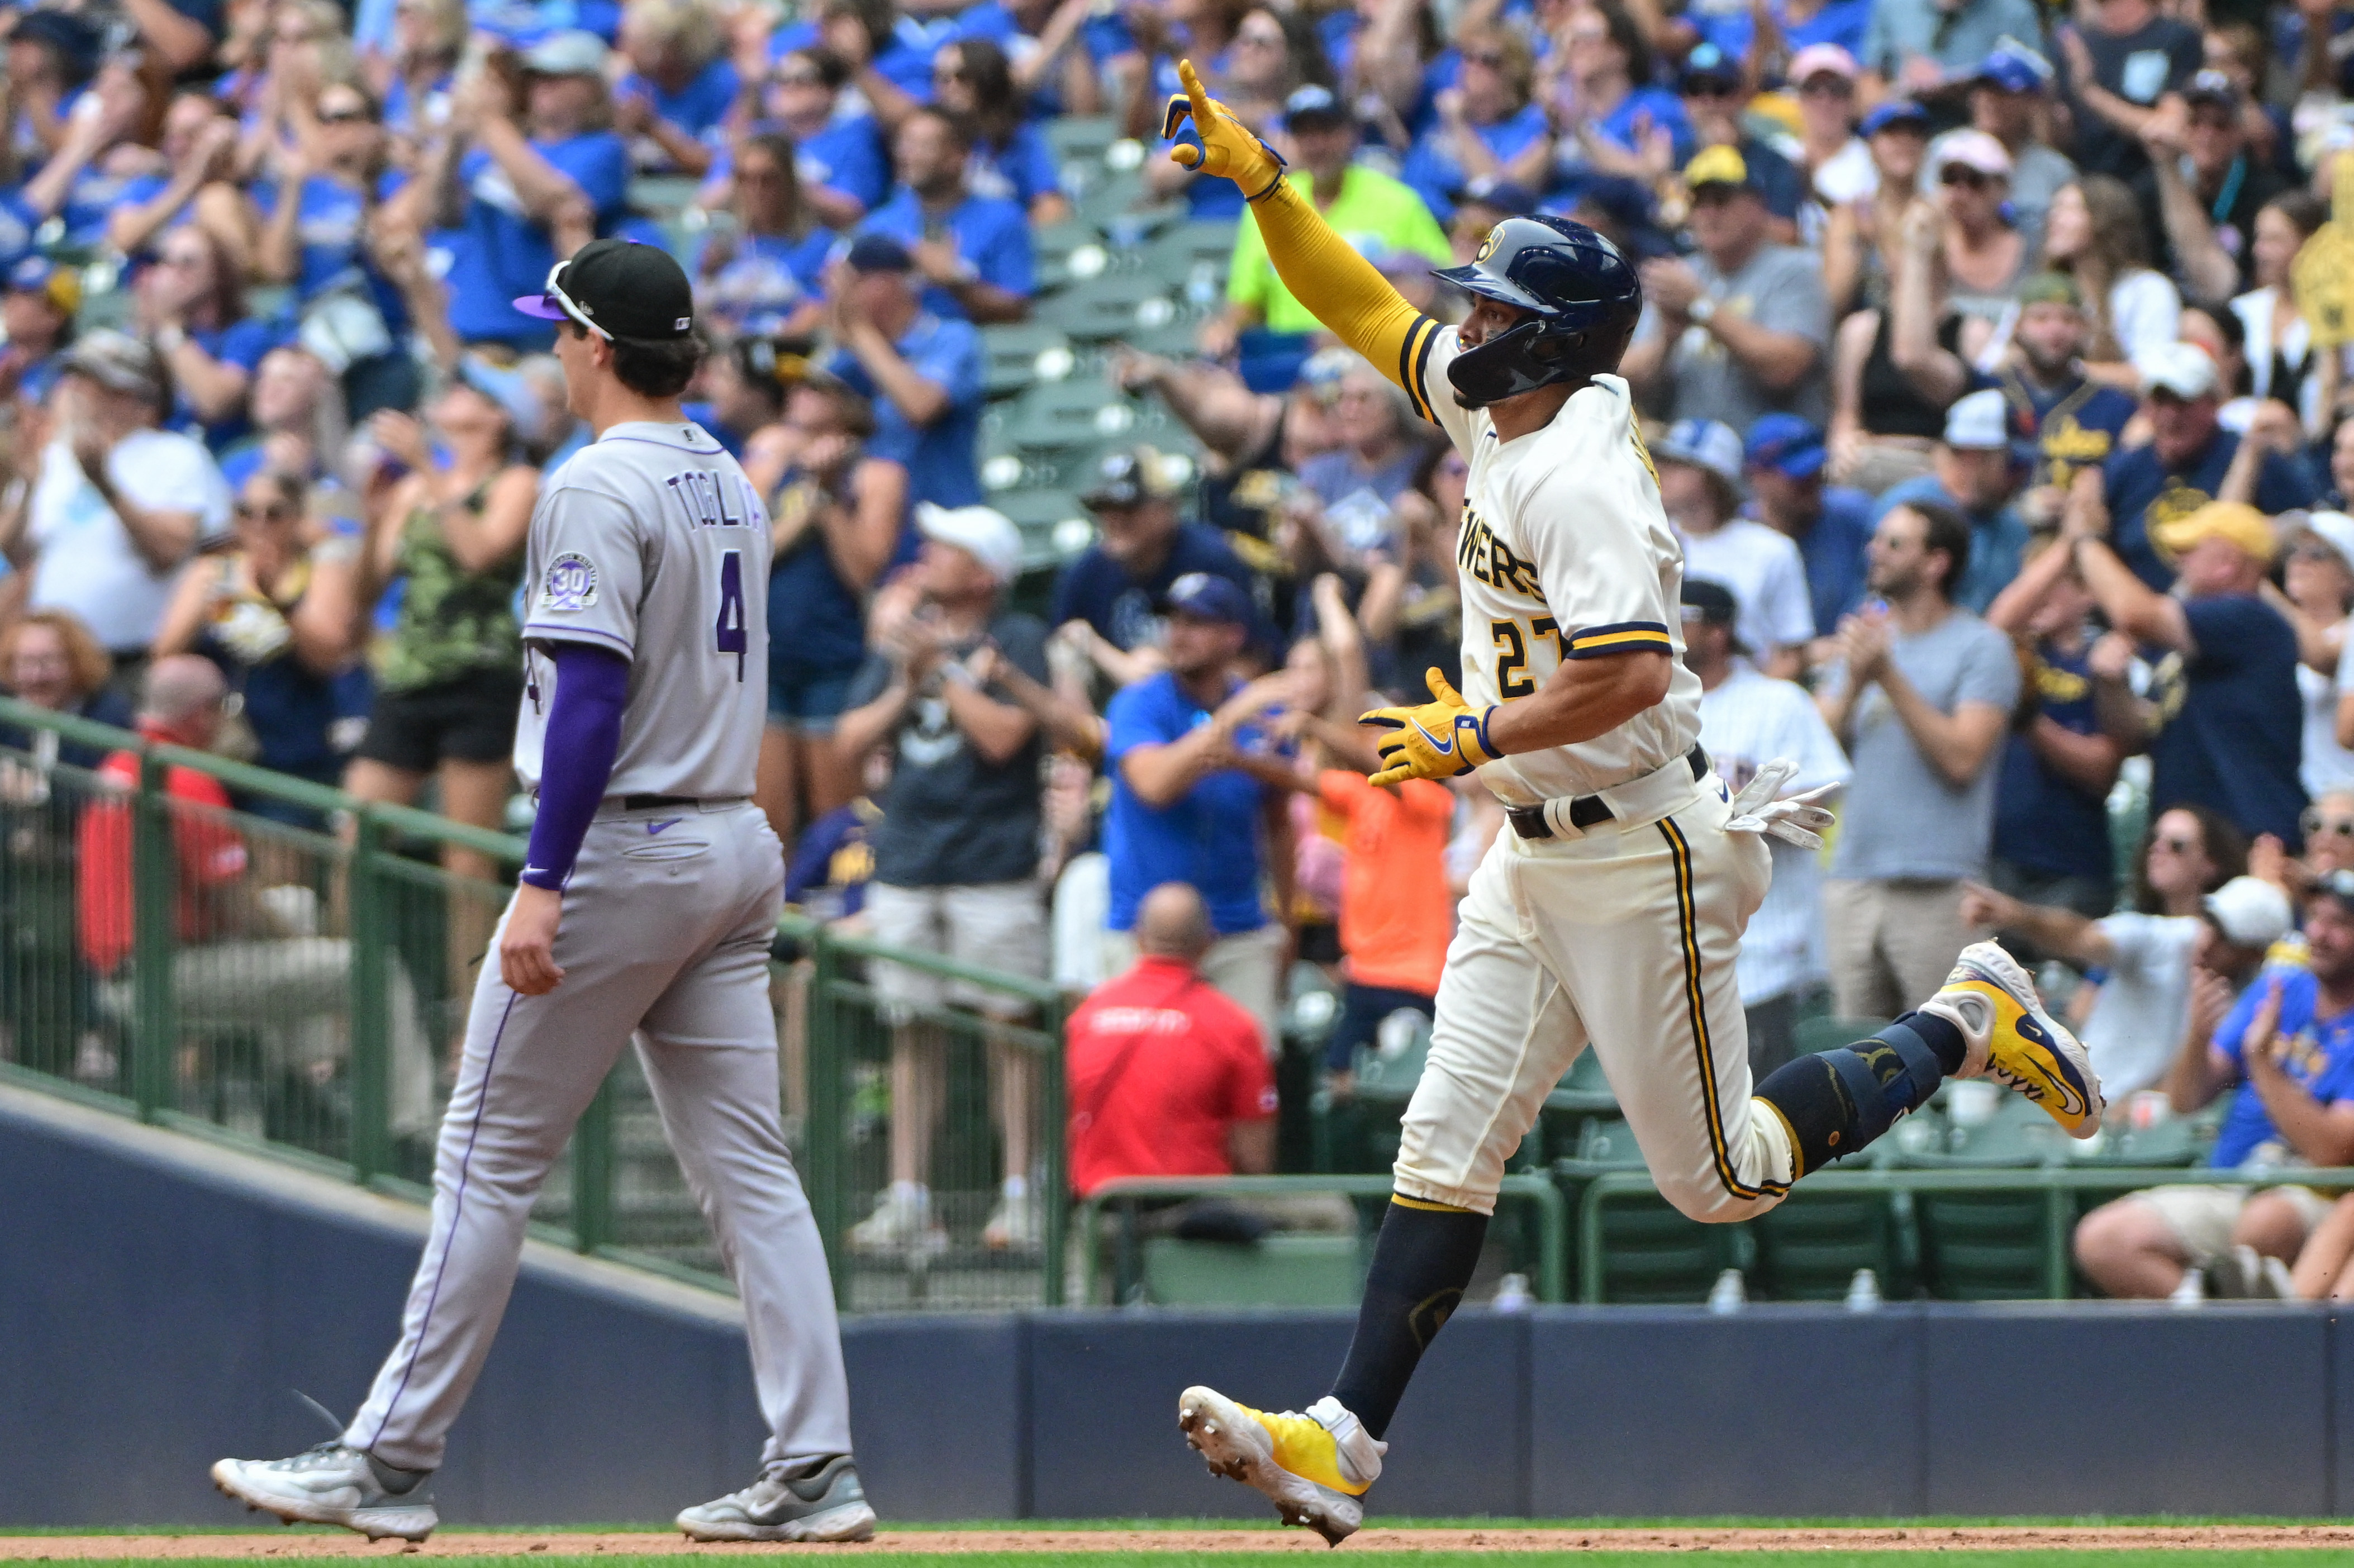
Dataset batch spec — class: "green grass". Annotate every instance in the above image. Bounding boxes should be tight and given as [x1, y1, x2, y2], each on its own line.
[36, 1544, 2354, 1553]
[34, 1556, 2354, 1568]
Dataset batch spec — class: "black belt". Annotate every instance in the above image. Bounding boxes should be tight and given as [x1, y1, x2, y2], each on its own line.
[622, 793, 703, 811]
[1505, 746, 1707, 840]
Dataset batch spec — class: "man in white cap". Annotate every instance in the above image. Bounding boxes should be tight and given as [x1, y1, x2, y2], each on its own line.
[833, 501, 1055, 1255]
[1873, 387, 2030, 614]
[1654, 416, 1814, 678]
[2092, 341, 2319, 591]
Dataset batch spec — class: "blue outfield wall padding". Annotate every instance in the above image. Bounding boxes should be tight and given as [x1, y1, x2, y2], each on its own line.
[1919, 1301, 2333, 1517]
[7, 1090, 2354, 1524]
[1529, 1307, 1926, 1518]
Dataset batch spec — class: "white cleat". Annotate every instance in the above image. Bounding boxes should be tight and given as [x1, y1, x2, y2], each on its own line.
[676, 1454, 877, 1542]
[1177, 1386, 1382, 1547]
[211, 1443, 437, 1542]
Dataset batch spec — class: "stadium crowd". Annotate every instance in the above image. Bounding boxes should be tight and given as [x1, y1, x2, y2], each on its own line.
[3, 0, 2354, 1295]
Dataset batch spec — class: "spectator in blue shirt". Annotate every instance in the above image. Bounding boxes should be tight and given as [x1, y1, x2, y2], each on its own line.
[1055, 445, 1266, 659]
[1101, 571, 1299, 1049]
[692, 132, 831, 340]
[1859, 0, 2042, 101]
[2075, 880, 2354, 1299]
[746, 46, 891, 227]
[427, 30, 632, 349]
[2076, 499, 2307, 848]
[2095, 344, 2319, 591]
[1400, 26, 1552, 223]
[1695, 0, 1871, 78]
[0, 256, 77, 410]
[859, 106, 1034, 324]
[1545, 3, 1690, 196]
[823, 234, 987, 509]
[614, 0, 739, 177]
[1742, 415, 1873, 642]
[930, 37, 1072, 224]
[137, 226, 284, 453]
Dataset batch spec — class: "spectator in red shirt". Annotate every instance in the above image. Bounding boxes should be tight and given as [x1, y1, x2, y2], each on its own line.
[79, 655, 250, 975]
[1068, 882, 1277, 1200]
[78, 655, 437, 1139]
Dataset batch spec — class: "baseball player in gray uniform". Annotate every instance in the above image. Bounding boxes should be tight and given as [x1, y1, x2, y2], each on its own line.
[211, 240, 873, 1545]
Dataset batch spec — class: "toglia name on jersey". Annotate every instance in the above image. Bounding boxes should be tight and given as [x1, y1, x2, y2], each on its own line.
[1458, 506, 1545, 602]
[664, 469, 765, 528]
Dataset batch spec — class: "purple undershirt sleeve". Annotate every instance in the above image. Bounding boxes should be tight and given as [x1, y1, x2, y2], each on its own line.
[520, 642, 633, 892]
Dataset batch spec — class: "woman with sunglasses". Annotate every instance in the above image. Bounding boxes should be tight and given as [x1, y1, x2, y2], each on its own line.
[738, 47, 888, 229]
[1540, 3, 1690, 193]
[151, 471, 363, 822]
[1962, 803, 2248, 1099]
[1926, 131, 2027, 333]
[695, 131, 830, 340]
[1400, 26, 1551, 222]
[138, 226, 284, 455]
[931, 38, 1070, 224]
[258, 80, 419, 420]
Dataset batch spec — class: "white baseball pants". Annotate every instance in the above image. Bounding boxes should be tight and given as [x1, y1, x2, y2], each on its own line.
[1395, 776, 1800, 1222]
[344, 801, 853, 1472]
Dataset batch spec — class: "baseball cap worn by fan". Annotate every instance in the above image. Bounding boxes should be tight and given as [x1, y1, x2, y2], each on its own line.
[915, 502, 1023, 585]
[1656, 417, 1747, 491]
[1860, 99, 1932, 138]
[61, 329, 165, 403]
[521, 29, 608, 75]
[513, 238, 696, 341]
[1745, 414, 1828, 479]
[1282, 83, 1349, 130]
[1681, 42, 1742, 91]
[2138, 341, 2220, 401]
[844, 233, 915, 273]
[2152, 499, 2276, 563]
[1788, 43, 1857, 84]
[8, 254, 79, 315]
[1942, 387, 2011, 450]
[1082, 446, 1183, 511]
[2184, 69, 2242, 110]
[1684, 145, 1756, 193]
[1934, 130, 2014, 180]
[1976, 42, 2052, 95]
[2295, 510, 2354, 571]
[1167, 571, 1253, 625]
[1680, 578, 1746, 654]
[2205, 876, 2293, 950]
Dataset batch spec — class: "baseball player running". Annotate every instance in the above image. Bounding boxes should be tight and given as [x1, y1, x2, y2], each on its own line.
[211, 241, 873, 1545]
[1160, 67, 2106, 1544]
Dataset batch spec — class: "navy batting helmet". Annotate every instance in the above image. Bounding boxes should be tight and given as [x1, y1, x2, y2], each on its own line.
[1434, 216, 1642, 408]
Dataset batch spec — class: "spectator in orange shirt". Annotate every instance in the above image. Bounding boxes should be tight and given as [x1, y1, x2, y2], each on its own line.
[1318, 769, 1454, 1092]
[1068, 882, 1277, 1200]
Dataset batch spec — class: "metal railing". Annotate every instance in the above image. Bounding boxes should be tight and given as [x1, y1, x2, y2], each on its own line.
[0, 696, 1074, 1310]
[1572, 1164, 2354, 1304]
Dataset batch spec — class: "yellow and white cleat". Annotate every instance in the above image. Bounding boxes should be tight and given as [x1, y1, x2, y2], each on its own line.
[1177, 1386, 1383, 1546]
[1922, 940, 2106, 1138]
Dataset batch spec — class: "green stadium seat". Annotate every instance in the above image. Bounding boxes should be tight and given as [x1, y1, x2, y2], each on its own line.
[998, 379, 1148, 453]
[1900, 1102, 2062, 1299]
[993, 489, 1095, 566]
[1142, 1233, 1365, 1306]
[1350, 1010, 1431, 1103]
[1749, 1143, 1904, 1301]
[1044, 115, 1121, 170]
[1055, 274, 1186, 342]
[1145, 219, 1241, 300]
[979, 322, 1076, 398]
[1557, 1121, 1739, 1303]
[1792, 1015, 1891, 1057]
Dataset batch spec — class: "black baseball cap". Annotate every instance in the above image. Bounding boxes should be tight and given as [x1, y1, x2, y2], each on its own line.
[513, 239, 696, 341]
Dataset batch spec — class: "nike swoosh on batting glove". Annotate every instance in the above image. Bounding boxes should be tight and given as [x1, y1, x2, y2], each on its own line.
[1359, 667, 1501, 786]
[1163, 58, 1288, 201]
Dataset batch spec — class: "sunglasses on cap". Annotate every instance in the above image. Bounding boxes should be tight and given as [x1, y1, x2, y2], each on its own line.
[534, 256, 611, 341]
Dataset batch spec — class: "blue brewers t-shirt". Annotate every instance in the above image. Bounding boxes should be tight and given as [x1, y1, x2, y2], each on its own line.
[1104, 670, 1283, 935]
[2103, 430, 2319, 590]
[826, 312, 985, 508]
[2148, 594, 2306, 845]
[2211, 966, 2354, 1168]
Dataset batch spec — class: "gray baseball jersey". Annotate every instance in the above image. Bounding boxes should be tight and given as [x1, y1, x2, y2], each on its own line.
[515, 420, 771, 797]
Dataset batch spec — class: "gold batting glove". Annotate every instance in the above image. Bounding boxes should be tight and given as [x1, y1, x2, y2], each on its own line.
[1162, 58, 1287, 201]
[1359, 668, 1502, 786]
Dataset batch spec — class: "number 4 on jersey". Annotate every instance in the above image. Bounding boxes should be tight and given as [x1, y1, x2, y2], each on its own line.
[715, 550, 746, 680]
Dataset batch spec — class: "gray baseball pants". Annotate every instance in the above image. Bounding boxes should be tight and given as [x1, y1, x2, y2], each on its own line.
[343, 800, 853, 1472]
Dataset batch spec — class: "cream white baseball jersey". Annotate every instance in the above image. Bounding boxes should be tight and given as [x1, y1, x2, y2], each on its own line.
[1382, 329, 1799, 1223]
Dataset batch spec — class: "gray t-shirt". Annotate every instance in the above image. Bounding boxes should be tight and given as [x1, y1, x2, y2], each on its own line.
[1640, 243, 1831, 429]
[848, 611, 1051, 888]
[1828, 609, 2022, 882]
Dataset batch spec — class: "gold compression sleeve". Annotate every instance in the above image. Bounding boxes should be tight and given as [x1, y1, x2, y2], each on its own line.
[1245, 180, 1445, 424]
